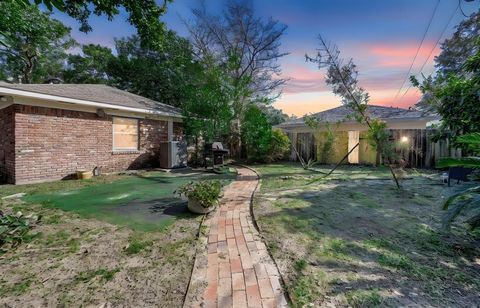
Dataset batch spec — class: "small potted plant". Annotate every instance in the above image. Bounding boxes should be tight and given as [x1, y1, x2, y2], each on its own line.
[176, 180, 223, 214]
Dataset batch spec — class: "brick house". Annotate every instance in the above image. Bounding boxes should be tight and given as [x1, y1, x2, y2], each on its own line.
[0, 83, 184, 184]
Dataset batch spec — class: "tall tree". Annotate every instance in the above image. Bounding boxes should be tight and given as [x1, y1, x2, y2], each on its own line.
[412, 10, 480, 139]
[186, 0, 288, 156]
[107, 33, 196, 107]
[0, 0, 75, 83]
[412, 38, 480, 139]
[63, 44, 113, 84]
[435, 10, 480, 76]
[181, 56, 235, 160]
[22, 0, 173, 48]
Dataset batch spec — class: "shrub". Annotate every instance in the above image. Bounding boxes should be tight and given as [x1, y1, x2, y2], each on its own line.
[176, 180, 223, 208]
[242, 105, 272, 162]
[268, 129, 290, 162]
[242, 105, 291, 162]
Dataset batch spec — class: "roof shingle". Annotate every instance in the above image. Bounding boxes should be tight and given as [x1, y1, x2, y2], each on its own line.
[0, 83, 182, 117]
[279, 105, 437, 127]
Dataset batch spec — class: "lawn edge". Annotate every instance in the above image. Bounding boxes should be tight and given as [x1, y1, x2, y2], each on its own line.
[239, 164, 293, 307]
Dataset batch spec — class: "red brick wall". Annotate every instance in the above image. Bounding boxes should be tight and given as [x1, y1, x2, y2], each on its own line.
[11, 104, 181, 184]
[0, 105, 16, 183]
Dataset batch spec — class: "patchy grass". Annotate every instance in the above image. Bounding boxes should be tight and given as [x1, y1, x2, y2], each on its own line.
[0, 168, 235, 306]
[124, 235, 153, 255]
[0, 279, 33, 297]
[253, 163, 480, 307]
[345, 289, 383, 307]
[75, 268, 120, 283]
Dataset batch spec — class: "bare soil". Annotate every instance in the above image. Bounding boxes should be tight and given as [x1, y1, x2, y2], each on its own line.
[0, 176, 203, 307]
[253, 163, 480, 307]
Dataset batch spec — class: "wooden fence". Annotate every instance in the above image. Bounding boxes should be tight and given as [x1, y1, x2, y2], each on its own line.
[292, 129, 461, 169]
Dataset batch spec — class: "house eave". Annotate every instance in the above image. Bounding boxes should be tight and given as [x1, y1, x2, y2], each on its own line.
[0, 86, 182, 118]
[276, 116, 440, 130]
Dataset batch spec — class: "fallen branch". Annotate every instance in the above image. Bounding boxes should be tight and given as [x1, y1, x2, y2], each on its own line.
[308, 142, 359, 184]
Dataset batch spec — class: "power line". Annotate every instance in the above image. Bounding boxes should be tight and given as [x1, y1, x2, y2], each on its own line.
[397, 3, 460, 102]
[393, 0, 441, 100]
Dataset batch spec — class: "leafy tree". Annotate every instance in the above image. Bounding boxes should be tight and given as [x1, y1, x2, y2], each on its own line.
[108, 34, 196, 107]
[435, 10, 480, 76]
[181, 56, 234, 144]
[0, 0, 75, 83]
[63, 44, 114, 83]
[187, 1, 288, 157]
[260, 105, 289, 126]
[242, 105, 273, 162]
[23, 0, 173, 48]
[412, 38, 480, 139]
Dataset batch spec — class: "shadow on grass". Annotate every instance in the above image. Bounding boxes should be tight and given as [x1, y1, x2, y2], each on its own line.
[256, 172, 480, 306]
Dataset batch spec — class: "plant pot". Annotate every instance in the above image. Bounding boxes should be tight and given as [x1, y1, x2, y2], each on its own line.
[187, 198, 216, 214]
[76, 170, 93, 180]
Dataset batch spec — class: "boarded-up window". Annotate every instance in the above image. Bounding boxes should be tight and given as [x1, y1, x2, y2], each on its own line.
[113, 117, 138, 150]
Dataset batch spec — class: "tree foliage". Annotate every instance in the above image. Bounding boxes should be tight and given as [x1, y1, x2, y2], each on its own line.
[0, 0, 75, 83]
[23, 0, 173, 48]
[63, 44, 113, 84]
[242, 105, 273, 162]
[435, 10, 480, 76]
[241, 105, 290, 162]
[269, 129, 291, 162]
[187, 0, 288, 157]
[412, 11, 480, 139]
[181, 56, 234, 145]
[108, 34, 196, 107]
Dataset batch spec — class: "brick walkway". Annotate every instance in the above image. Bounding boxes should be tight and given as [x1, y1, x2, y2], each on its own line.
[184, 167, 287, 308]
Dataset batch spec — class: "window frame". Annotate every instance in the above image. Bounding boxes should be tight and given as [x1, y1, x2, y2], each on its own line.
[112, 116, 139, 152]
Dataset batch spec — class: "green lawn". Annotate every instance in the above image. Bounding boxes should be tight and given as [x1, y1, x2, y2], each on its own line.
[10, 169, 235, 231]
[253, 162, 480, 307]
[0, 168, 236, 306]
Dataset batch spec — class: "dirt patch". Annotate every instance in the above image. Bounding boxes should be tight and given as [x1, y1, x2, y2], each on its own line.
[253, 164, 480, 307]
[0, 197, 201, 307]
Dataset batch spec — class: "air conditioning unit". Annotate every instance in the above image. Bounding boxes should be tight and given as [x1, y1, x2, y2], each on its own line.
[159, 141, 187, 169]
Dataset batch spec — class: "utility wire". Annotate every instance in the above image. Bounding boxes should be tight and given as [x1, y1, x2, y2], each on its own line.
[393, 0, 441, 100]
[397, 3, 460, 101]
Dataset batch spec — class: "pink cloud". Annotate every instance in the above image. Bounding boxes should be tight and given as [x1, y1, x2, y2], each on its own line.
[281, 63, 329, 93]
[368, 42, 440, 68]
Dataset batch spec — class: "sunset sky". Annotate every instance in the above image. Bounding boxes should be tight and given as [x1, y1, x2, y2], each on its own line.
[52, 0, 478, 116]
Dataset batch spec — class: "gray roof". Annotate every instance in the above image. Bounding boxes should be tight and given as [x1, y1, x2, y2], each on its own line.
[279, 105, 438, 128]
[0, 83, 182, 117]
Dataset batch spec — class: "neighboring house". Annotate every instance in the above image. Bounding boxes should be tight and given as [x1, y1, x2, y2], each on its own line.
[0, 83, 184, 184]
[276, 105, 442, 167]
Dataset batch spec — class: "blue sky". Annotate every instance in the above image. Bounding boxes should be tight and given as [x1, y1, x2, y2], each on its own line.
[52, 0, 478, 116]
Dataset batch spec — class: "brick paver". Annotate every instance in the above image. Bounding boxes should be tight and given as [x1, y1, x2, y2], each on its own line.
[185, 167, 287, 308]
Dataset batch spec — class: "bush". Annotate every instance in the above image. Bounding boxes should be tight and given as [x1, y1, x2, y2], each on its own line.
[176, 180, 223, 208]
[242, 105, 291, 162]
[242, 105, 272, 162]
[268, 129, 290, 162]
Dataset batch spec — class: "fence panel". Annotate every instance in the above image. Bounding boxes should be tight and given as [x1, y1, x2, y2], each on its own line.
[290, 129, 461, 169]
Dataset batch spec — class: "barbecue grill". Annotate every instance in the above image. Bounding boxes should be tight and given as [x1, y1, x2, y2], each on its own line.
[204, 142, 229, 168]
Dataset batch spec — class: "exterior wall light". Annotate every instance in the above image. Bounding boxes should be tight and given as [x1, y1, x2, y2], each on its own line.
[401, 136, 409, 143]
